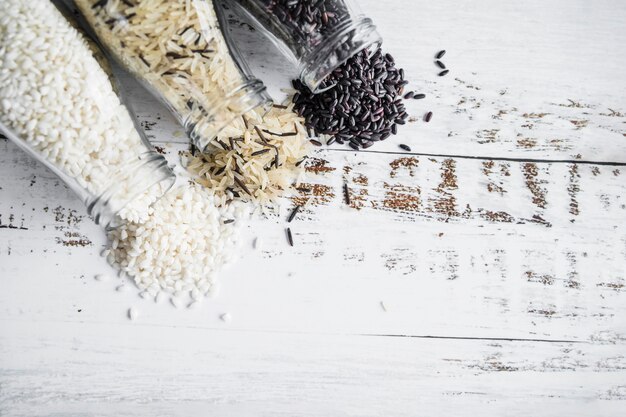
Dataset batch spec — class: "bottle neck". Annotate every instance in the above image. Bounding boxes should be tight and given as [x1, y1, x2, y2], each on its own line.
[87, 151, 175, 229]
[300, 16, 382, 94]
[185, 78, 272, 152]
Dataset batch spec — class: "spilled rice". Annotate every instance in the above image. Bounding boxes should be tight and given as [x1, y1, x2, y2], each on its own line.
[183, 104, 311, 205]
[105, 183, 248, 302]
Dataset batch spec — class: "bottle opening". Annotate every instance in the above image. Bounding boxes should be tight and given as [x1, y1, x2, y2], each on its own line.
[300, 17, 382, 94]
[186, 78, 273, 152]
[87, 152, 176, 229]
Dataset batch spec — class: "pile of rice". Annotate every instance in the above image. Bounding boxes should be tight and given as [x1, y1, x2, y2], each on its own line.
[105, 182, 247, 304]
[0, 0, 171, 224]
[183, 103, 311, 205]
[75, 0, 269, 149]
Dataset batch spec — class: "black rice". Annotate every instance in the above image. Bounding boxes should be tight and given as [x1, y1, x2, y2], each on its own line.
[413, 93, 426, 100]
[288, 206, 300, 223]
[286, 227, 294, 247]
[399, 144, 411, 152]
[343, 183, 350, 205]
[438, 70, 449, 77]
[425, 111, 433, 122]
[435, 60, 446, 69]
[436, 50, 446, 59]
[292, 48, 409, 150]
[238, 0, 352, 66]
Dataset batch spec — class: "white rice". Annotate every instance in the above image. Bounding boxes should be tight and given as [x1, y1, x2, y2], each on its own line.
[106, 183, 248, 300]
[0, 0, 169, 223]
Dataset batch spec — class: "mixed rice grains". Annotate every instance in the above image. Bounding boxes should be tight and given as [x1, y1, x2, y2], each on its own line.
[71, 0, 311, 302]
[75, 0, 254, 146]
[0, 0, 310, 307]
[108, 103, 311, 303]
[3, 0, 429, 311]
[183, 104, 311, 206]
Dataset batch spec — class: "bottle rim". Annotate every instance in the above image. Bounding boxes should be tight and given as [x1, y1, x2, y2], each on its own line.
[185, 77, 273, 152]
[87, 151, 176, 229]
[299, 16, 382, 94]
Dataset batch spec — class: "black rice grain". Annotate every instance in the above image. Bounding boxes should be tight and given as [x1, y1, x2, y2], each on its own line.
[435, 60, 446, 69]
[436, 50, 446, 59]
[399, 144, 411, 152]
[438, 70, 449, 77]
[343, 183, 351, 205]
[251, 149, 270, 156]
[425, 111, 433, 122]
[288, 206, 300, 223]
[286, 227, 294, 247]
[254, 126, 268, 144]
[413, 93, 426, 100]
[234, 177, 252, 196]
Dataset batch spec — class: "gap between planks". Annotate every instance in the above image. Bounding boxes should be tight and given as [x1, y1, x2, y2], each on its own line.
[143, 138, 626, 167]
[362, 333, 583, 344]
[328, 148, 626, 167]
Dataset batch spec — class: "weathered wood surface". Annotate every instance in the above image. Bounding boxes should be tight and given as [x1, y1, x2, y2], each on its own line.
[1, 0, 625, 415]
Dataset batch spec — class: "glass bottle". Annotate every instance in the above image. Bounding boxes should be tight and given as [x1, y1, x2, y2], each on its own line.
[0, 0, 175, 229]
[74, 0, 273, 151]
[226, 0, 382, 93]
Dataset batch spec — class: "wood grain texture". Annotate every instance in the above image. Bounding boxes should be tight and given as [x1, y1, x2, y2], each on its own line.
[1, 0, 626, 415]
[1, 322, 625, 417]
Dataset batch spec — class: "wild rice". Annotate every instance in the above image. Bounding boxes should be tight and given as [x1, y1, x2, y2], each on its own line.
[75, 0, 262, 148]
[182, 104, 311, 206]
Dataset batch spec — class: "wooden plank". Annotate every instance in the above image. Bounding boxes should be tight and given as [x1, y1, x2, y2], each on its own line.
[0, 321, 624, 416]
[2, 1, 625, 414]
[1, 140, 624, 342]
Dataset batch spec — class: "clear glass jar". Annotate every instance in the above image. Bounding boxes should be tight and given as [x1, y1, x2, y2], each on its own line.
[74, 0, 273, 151]
[0, 0, 175, 229]
[227, 0, 382, 93]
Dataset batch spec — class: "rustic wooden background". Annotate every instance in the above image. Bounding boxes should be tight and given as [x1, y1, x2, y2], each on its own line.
[1, 0, 625, 415]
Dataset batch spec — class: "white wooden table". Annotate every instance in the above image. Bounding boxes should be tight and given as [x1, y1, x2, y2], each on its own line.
[1, 0, 626, 415]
